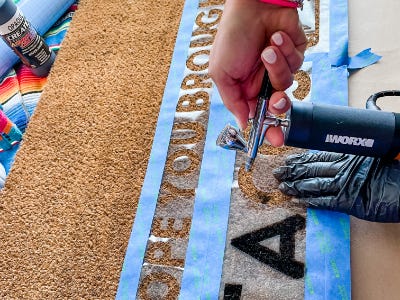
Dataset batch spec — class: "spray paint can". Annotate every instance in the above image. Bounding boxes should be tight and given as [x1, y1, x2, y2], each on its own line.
[0, 0, 55, 77]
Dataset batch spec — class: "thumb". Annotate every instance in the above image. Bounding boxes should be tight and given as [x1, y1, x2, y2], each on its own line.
[299, 196, 340, 211]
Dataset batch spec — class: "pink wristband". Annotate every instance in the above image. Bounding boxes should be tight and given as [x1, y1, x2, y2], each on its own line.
[259, 0, 299, 8]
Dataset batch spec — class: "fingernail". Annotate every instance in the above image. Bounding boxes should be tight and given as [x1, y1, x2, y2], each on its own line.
[272, 32, 283, 46]
[273, 98, 287, 110]
[262, 48, 277, 64]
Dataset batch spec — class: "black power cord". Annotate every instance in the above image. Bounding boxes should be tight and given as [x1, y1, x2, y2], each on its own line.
[366, 90, 400, 110]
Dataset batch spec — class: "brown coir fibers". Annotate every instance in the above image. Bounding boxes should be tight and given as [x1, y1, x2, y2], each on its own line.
[0, 0, 184, 298]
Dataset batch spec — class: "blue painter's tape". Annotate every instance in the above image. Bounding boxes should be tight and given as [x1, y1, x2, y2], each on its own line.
[348, 48, 382, 71]
[329, 0, 349, 67]
[307, 52, 348, 106]
[179, 91, 236, 299]
[305, 53, 351, 300]
[305, 0, 351, 299]
[0, 0, 75, 78]
[115, 1, 200, 299]
[305, 210, 351, 300]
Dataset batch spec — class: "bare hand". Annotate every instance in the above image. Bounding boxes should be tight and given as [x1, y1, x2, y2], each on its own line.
[209, 0, 307, 146]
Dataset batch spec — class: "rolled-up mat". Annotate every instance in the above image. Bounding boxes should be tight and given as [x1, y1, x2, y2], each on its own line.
[0, 0, 75, 78]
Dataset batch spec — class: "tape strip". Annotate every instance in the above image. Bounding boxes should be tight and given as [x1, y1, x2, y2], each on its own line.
[115, 0, 200, 298]
[329, 0, 381, 70]
[307, 53, 348, 106]
[329, 0, 348, 67]
[305, 54, 351, 300]
[0, 0, 75, 78]
[305, 0, 351, 298]
[348, 48, 382, 70]
[179, 91, 235, 299]
[305, 209, 351, 299]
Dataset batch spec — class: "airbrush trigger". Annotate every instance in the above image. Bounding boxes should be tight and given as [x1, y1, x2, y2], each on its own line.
[263, 114, 290, 128]
[258, 114, 291, 147]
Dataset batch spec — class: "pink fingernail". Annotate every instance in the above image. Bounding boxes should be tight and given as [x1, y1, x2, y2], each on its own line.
[272, 32, 283, 46]
[262, 48, 277, 64]
[273, 98, 287, 110]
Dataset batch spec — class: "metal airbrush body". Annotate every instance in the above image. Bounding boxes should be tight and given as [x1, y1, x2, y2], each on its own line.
[216, 71, 289, 172]
[217, 72, 400, 166]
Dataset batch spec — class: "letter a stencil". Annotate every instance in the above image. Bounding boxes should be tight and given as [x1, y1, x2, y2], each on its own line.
[231, 214, 305, 279]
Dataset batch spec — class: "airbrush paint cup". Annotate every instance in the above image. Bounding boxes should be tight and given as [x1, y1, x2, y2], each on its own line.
[0, 0, 55, 77]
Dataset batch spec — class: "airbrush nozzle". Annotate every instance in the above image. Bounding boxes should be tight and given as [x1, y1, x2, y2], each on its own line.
[244, 158, 254, 172]
[216, 124, 248, 153]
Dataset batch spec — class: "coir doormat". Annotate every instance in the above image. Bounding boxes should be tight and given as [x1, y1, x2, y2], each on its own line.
[117, 0, 355, 299]
[0, 0, 370, 298]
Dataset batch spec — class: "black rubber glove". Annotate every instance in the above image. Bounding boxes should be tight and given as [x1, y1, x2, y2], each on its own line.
[272, 151, 400, 223]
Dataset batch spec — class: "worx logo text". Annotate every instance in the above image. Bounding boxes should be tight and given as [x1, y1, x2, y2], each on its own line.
[325, 134, 374, 147]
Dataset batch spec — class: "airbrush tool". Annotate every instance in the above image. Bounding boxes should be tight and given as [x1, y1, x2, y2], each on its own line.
[245, 70, 276, 171]
[217, 70, 290, 171]
[217, 70, 400, 170]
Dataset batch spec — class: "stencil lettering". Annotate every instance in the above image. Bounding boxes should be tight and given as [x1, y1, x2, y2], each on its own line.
[181, 74, 212, 90]
[231, 215, 306, 279]
[138, 272, 179, 300]
[152, 217, 191, 238]
[176, 91, 210, 112]
[146, 241, 184, 267]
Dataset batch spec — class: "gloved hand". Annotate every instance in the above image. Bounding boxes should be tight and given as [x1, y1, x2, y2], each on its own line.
[272, 151, 400, 222]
